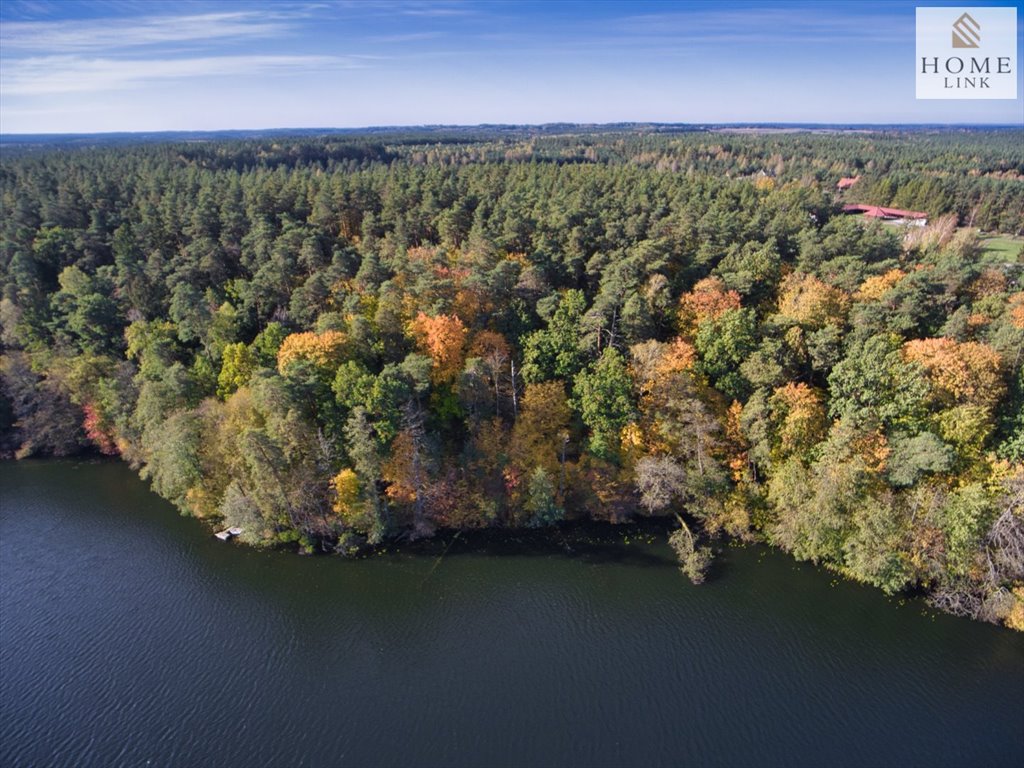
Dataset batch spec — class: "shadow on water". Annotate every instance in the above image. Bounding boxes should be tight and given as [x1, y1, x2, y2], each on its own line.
[391, 520, 679, 568]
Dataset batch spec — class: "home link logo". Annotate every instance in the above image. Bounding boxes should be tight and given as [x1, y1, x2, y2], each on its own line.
[951, 12, 980, 48]
[916, 7, 1017, 99]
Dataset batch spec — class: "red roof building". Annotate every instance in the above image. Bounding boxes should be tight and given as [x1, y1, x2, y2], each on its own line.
[842, 204, 928, 225]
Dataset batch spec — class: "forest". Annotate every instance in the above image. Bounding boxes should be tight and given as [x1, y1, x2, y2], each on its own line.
[1, 127, 1022, 628]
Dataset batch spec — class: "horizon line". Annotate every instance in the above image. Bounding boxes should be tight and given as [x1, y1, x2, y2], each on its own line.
[3, 120, 1023, 138]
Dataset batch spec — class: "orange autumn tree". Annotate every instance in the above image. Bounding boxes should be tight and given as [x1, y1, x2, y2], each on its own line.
[723, 400, 749, 482]
[629, 337, 696, 398]
[1009, 292, 1024, 330]
[903, 338, 1005, 410]
[469, 330, 511, 415]
[381, 418, 435, 538]
[969, 268, 1008, 299]
[453, 285, 490, 328]
[409, 312, 468, 384]
[469, 329, 511, 366]
[627, 337, 699, 457]
[276, 330, 348, 375]
[656, 337, 698, 377]
[677, 277, 741, 337]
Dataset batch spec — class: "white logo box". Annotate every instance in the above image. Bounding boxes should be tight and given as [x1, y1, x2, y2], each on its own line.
[916, 6, 1018, 99]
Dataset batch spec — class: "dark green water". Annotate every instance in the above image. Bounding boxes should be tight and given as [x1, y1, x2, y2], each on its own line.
[1, 461, 1022, 767]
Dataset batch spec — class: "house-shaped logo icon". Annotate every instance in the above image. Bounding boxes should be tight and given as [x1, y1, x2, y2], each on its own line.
[952, 12, 980, 48]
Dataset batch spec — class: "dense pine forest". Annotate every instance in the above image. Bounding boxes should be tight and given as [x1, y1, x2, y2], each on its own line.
[1, 127, 1022, 628]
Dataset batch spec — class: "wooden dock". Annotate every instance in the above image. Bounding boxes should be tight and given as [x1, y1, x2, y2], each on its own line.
[214, 527, 244, 541]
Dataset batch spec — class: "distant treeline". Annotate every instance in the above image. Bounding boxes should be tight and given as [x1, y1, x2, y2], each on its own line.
[1, 129, 1022, 628]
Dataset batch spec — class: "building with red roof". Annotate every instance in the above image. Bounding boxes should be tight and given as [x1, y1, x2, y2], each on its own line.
[843, 204, 928, 226]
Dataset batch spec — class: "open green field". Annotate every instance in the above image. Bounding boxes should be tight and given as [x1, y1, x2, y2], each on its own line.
[981, 236, 1024, 260]
[878, 223, 1023, 259]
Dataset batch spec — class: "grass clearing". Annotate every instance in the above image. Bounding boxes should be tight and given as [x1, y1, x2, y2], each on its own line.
[981, 236, 1023, 260]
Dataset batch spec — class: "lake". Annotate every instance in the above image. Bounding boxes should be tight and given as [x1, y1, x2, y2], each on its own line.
[1, 461, 1022, 767]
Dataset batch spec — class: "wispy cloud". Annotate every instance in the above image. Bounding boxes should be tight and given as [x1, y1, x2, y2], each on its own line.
[1, 54, 370, 95]
[400, 7, 474, 17]
[367, 31, 444, 44]
[611, 8, 909, 44]
[439, 5, 910, 57]
[0, 11, 295, 52]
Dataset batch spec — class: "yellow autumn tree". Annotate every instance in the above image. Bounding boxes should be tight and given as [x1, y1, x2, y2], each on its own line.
[331, 468, 374, 531]
[769, 382, 828, 459]
[510, 380, 572, 481]
[619, 421, 647, 468]
[1006, 587, 1024, 632]
[776, 272, 849, 329]
[856, 269, 906, 302]
[935, 405, 995, 460]
[277, 330, 348, 375]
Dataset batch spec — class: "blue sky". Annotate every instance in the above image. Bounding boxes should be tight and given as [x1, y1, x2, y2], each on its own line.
[1, 0, 1021, 133]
